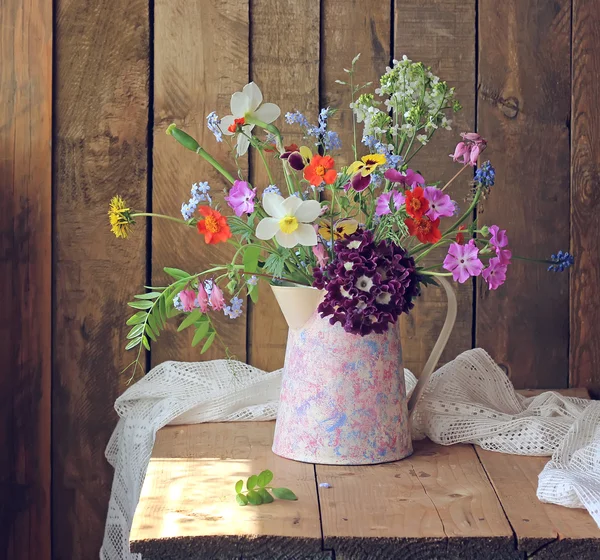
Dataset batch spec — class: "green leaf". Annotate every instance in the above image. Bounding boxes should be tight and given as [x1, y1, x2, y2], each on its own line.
[257, 470, 273, 488]
[257, 488, 274, 504]
[235, 480, 244, 494]
[164, 267, 190, 280]
[248, 284, 259, 304]
[192, 321, 210, 347]
[178, 309, 202, 332]
[142, 335, 150, 351]
[236, 493, 249, 506]
[243, 245, 261, 275]
[128, 300, 154, 310]
[147, 313, 159, 336]
[145, 324, 157, 342]
[271, 487, 297, 501]
[264, 252, 286, 279]
[246, 490, 263, 505]
[126, 312, 147, 325]
[201, 331, 216, 354]
[127, 324, 145, 339]
[247, 475, 258, 490]
[125, 337, 141, 351]
[134, 292, 161, 300]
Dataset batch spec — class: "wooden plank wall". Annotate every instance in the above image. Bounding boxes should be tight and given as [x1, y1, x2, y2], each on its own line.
[1, 0, 599, 558]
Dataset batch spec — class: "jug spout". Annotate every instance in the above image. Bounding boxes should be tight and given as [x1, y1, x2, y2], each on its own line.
[270, 284, 324, 330]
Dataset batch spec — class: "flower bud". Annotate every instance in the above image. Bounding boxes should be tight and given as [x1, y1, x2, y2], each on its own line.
[166, 124, 201, 152]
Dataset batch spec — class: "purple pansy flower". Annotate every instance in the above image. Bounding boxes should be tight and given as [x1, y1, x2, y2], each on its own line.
[443, 240, 484, 283]
[375, 190, 405, 216]
[423, 187, 455, 221]
[225, 180, 256, 217]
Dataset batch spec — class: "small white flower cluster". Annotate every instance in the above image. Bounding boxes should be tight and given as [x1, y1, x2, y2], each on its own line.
[351, 55, 458, 148]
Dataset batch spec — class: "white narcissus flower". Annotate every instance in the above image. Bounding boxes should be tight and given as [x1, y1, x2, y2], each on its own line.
[220, 82, 281, 156]
[256, 193, 320, 249]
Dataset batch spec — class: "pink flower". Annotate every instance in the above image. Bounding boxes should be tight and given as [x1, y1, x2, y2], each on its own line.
[423, 187, 455, 221]
[384, 168, 425, 188]
[495, 248, 512, 266]
[312, 243, 329, 267]
[209, 284, 225, 310]
[443, 240, 484, 283]
[224, 180, 256, 217]
[482, 257, 508, 290]
[450, 132, 487, 167]
[197, 283, 209, 312]
[179, 289, 197, 312]
[488, 225, 508, 248]
[375, 190, 405, 216]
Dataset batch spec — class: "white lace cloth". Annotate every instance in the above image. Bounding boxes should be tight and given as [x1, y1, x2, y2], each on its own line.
[100, 348, 600, 560]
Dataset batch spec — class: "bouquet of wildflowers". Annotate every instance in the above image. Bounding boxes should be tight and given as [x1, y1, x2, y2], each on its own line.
[109, 55, 573, 376]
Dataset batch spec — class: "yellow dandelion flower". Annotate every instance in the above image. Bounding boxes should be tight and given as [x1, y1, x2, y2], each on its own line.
[108, 195, 135, 239]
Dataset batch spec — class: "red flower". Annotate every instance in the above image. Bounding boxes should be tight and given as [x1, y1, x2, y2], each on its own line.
[227, 117, 246, 133]
[455, 224, 467, 245]
[405, 187, 429, 219]
[405, 216, 442, 244]
[197, 206, 232, 244]
[303, 155, 337, 186]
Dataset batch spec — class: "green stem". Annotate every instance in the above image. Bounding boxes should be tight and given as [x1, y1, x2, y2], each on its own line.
[132, 212, 189, 225]
[257, 147, 275, 185]
[441, 163, 470, 192]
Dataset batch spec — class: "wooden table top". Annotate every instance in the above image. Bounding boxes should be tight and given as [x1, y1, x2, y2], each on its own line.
[131, 391, 600, 560]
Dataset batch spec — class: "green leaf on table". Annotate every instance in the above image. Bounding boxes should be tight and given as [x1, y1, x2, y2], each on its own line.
[257, 488, 274, 504]
[236, 493, 249, 506]
[192, 322, 210, 347]
[164, 267, 190, 280]
[246, 490, 263, 505]
[128, 300, 154, 310]
[126, 312, 147, 326]
[201, 331, 216, 354]
[235, 480, 244, 494]
[271, 487, 297, 501]
[247, 475, 258, 490]
[178, 309, 202, 332]
[257, 470, 273, 488]
[134, 292, 161, 300]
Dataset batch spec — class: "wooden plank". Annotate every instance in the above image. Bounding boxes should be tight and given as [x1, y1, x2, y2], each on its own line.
[152, 0, 249, 365]
[478, 388, 600, 557]
[0, 0, 52, 558]
[476, 451, 600, 558]
[317, 439, 517, 558]
[570, 0, 600, 393]
[52, 0, 149, 558]
[246, 0, 320, 372]
[131, 422, 323, 559]
[394, 0, 476, 376]
[477, 0, 571, 389]
[321, 0, 391, 169]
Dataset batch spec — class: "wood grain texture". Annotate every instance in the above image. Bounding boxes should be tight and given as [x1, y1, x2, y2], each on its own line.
[394, 0, 476, 376]
[0, 0, 52, 557]
[477, 0, 571, 389]
[317, 439, 515, 558]
[53, 0, 149, 558]
[321, 0, 391, 169]
[247, 0, 320, 372]
[131, 422, 322, 558]
[570, 0, 600, 393]
[152, 0, 249, 365]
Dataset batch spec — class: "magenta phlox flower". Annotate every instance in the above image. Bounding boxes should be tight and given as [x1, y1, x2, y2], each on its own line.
[224, 180, 256, 217]
[443, 240, 484, 283]
[488, 225, 508, 248]
[384, 168, 425, 188]
[423, 187, 455, 220]
[482, 257, 508, 290]
[375, 190, 405, 216]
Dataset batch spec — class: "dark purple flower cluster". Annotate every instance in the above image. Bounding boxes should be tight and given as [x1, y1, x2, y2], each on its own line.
[313, 228, 420, 336]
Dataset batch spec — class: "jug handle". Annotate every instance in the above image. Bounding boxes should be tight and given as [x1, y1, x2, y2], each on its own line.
[407, 275, 457, 417]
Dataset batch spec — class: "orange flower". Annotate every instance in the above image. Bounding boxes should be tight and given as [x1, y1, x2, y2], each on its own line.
[303, 155, 337, 186]
[227, 117, 246, 133]
[455, 224, 467, 245]
[405, 215, 442, 244]
[405, 186, 429, 219]
[197, 206, 232, 244]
